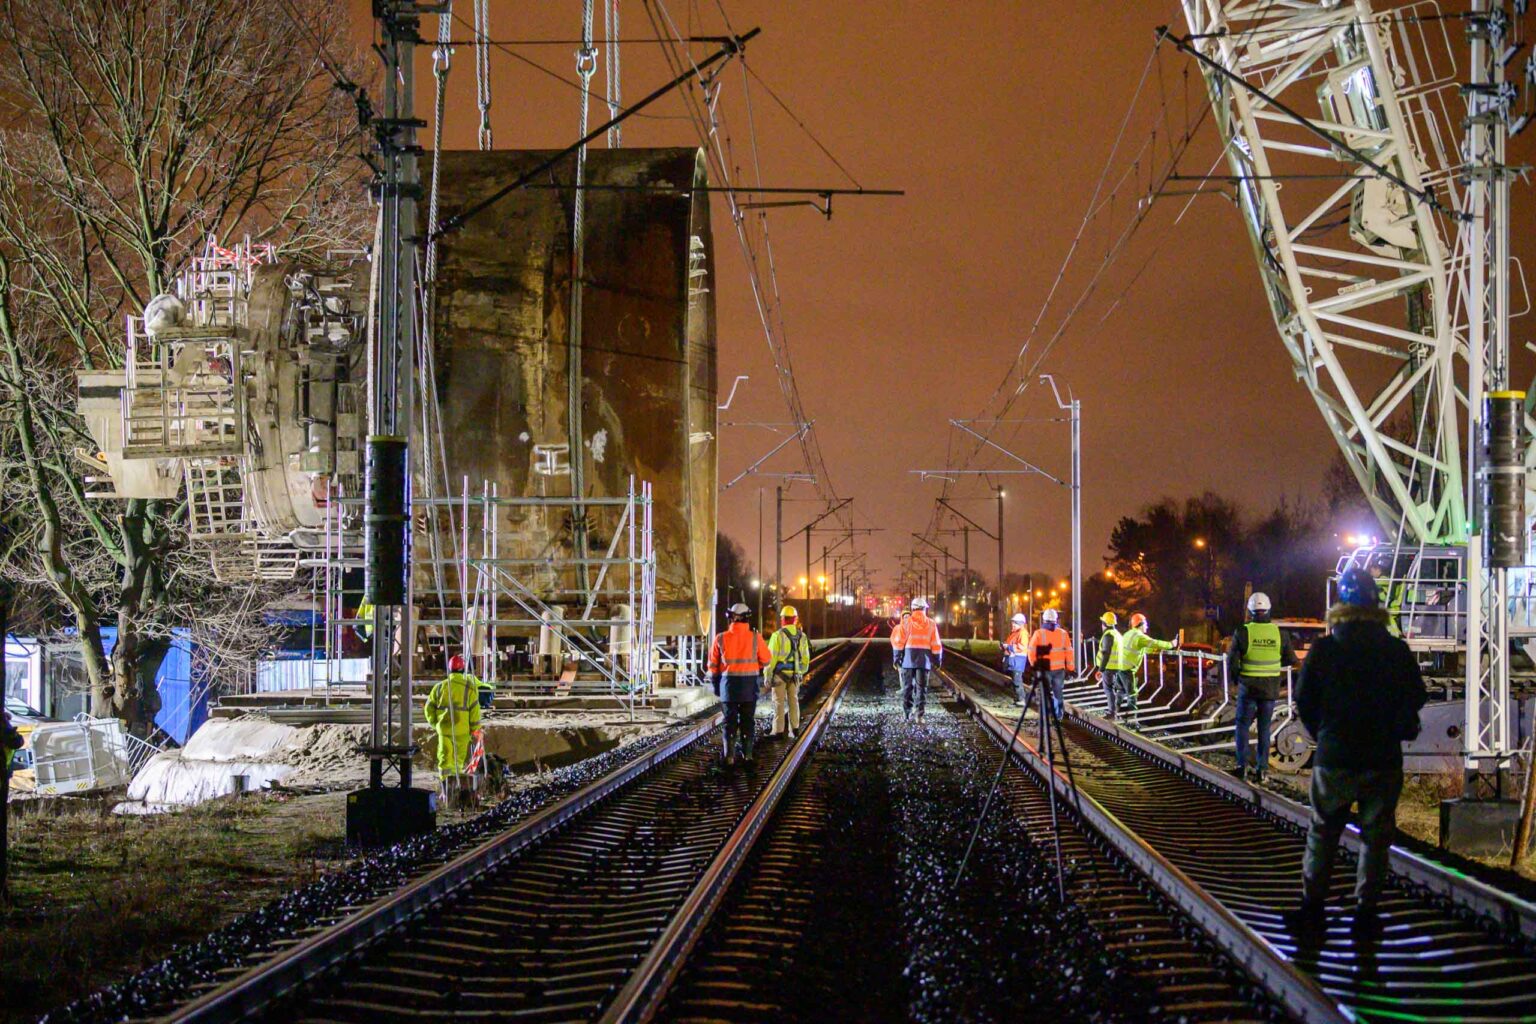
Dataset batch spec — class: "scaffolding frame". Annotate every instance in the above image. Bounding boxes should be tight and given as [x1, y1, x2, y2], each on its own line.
[317, 477, 659, 712]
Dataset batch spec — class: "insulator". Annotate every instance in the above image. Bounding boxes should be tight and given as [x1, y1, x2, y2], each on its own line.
[1481, 391, 1526, 568]
[365, 435, 409, 604]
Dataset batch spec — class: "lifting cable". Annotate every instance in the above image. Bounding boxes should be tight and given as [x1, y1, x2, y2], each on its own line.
[426, 2, 453, 283]
[568, 0, 600, 605]
[605, 0, 623, 147]
[475, 0, 493, 150]
[421, 3, 459, 634]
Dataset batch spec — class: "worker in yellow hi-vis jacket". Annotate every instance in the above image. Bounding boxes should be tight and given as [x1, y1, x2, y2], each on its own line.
[424, 653, 483, 805]
[767, 605, 812, 738]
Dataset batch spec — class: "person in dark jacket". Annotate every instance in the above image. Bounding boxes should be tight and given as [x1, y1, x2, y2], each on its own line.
[1226, 591, 1297, 781]
[1287, 566, 1426, 934]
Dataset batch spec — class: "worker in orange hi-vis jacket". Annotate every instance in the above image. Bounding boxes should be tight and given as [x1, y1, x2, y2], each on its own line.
[893, 598, 942, 723]
[709, 602, 772, 765]
[1024, 608, 1076, 720]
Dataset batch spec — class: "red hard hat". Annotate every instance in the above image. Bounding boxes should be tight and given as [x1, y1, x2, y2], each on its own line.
[1130, 613, 1148, 629]
[448, 654, 468, 672]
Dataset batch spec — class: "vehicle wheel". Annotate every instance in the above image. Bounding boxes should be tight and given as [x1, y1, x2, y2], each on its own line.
[1269, 718, 1313, 774]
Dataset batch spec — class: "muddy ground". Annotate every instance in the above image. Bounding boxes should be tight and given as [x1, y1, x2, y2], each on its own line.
[2, 790, 353, 1022]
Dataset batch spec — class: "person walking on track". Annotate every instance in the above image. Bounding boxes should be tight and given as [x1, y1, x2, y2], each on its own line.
[767, 604, 812, 739]
[1025, 608, 1075, 720]
[1286, 566, 1425, 935]
[710, 602, 772, 765]
[1227, 592, 1297, 782]
[894, 597, 942, 722]
[1003, 612, 1031, 704]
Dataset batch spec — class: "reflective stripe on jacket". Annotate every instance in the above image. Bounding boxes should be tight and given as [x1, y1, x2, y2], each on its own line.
[768, 625, 811, 678]
[1025, 627, 1076, 672]
[1238, 621, 1283, 677]
[710, 622, 772, 677]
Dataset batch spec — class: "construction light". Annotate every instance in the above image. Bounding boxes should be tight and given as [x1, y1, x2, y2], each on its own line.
[749, 578, 760, 589]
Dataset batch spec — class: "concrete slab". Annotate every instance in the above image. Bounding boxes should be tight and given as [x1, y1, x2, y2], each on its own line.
[1441, 798, 1525, 858]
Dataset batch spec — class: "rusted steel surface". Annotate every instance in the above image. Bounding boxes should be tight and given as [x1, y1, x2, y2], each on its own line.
[432, 148, 717, 635]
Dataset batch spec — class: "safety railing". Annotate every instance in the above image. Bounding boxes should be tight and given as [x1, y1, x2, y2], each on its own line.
[1071, 646, 1298, 756]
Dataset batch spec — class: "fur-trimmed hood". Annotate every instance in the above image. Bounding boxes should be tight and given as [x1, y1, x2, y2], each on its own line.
[1326, 603, 1391, 628]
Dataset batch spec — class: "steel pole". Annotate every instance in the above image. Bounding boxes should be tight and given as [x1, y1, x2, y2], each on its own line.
[366, 6, 420, 790]
[1071, 398, 1082, 655]
[757, 489, 765, 632]
[997, 488, 1006, 642]
[775, 486, 783, 607]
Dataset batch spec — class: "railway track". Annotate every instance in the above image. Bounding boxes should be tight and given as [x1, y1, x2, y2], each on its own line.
[655, 656, 1287, 1023]
[156, 633, 871, 1024]
[142, 633, 1536, 1023]
[941, 650, 1536, 1023]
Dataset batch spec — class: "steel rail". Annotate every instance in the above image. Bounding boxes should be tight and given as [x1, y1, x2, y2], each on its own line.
[951, 647, 1536, 940]
[162, 642, 854, 1024]
[601, 636, 873, 1023]
[940, 664, 1349, 1024]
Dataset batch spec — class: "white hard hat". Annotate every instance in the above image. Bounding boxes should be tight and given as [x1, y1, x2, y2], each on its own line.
[1247, 592, 1271, 614]
[911, 597, 929, 610]
[729, 602, 752, 617]
[1042, 608, 1059, 624]
[1011, 613, 1027, 625]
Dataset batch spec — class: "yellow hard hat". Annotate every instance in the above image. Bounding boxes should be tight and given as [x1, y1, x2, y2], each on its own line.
[1099, 611, 1118, 626]
[780, 604, 799, 620]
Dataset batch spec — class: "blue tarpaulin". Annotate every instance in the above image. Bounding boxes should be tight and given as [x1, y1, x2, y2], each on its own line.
[99, 627, 209, 744]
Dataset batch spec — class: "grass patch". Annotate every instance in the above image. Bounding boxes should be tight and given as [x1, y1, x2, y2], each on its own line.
[2, 792, 348, 1022]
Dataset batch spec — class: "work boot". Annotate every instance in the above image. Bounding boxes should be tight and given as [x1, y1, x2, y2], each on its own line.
[1351, 901, 1382, 936]
[1229, 764, 1247, 781]
[1283, 902, 1327, 936]
[1253, 768, 1267, 784]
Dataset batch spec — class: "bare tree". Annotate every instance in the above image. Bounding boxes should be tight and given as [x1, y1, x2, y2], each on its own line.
[0, 0, 368, 731]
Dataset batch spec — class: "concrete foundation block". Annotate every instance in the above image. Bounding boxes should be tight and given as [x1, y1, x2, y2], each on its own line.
[1440, 798, 1524, 858]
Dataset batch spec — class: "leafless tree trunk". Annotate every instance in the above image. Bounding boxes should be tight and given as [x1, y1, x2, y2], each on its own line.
[0, 0, 367, 732]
